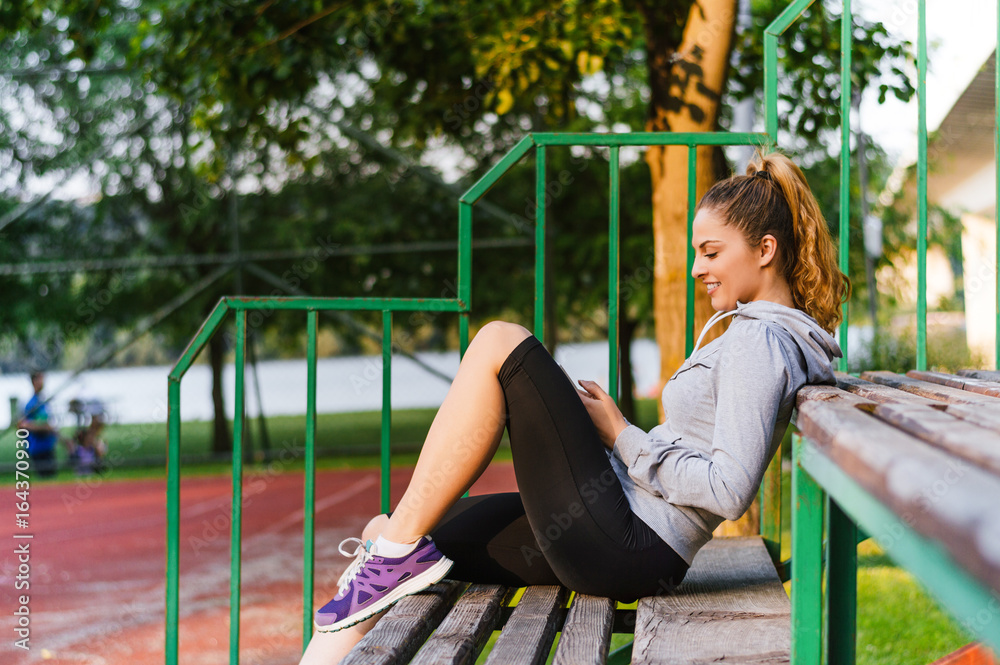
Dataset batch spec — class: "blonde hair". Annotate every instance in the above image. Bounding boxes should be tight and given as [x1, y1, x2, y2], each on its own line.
[696, 150, 851, 333]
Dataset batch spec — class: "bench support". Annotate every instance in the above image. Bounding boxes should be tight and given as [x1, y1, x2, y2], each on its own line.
[793, 434, 1000, 660]
[792, 433, 824, 665]
[827, 497, 858, 665]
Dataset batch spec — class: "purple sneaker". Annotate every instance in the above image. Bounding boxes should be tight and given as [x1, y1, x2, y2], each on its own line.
[314, 535, 454, 632]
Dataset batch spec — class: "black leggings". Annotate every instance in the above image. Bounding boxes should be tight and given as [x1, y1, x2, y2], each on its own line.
[428, 335, 688, 603]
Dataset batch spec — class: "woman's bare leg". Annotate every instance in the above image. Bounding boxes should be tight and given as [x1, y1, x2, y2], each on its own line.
[299, 515, 389, 664]
[380, 321, 531, 544]
[301, 322, 531, 663]
[298, 612, 383, 665]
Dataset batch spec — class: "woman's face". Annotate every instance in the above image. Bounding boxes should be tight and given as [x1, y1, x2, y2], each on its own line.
[690, 207, 768, 311]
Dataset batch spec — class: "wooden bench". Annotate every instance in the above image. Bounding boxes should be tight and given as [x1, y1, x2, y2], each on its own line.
[340, 534, 791, 664]
[793, 370, 1000, 663]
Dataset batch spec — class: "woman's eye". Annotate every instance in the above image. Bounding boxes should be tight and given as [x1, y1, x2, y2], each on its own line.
[705, 253, 717, 259]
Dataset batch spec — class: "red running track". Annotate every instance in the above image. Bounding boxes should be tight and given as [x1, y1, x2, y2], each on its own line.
[0, 462, 517, 665]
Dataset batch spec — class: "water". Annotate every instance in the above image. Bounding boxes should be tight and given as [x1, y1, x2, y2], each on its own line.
[0, 340, 663, 428]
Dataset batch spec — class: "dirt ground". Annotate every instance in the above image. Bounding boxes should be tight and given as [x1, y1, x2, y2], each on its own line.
[1, 462, 518, 664]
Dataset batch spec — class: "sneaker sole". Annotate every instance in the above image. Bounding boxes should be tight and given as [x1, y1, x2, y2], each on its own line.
[314, 555, 454, 633]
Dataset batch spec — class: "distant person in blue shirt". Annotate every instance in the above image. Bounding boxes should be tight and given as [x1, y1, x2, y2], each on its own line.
[18, 372, 60, 478]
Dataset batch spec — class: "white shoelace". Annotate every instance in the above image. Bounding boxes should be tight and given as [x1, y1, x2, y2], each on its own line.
[336, 537, 373, 591]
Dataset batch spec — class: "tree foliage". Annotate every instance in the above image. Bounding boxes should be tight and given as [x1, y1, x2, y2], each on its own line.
[1, 1, 917, 416]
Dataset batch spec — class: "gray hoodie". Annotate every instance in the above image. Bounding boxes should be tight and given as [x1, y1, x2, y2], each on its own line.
[610, 299, 842, 565]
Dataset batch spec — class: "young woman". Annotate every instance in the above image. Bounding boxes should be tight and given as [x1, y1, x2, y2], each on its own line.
[299, 151, 848, 664]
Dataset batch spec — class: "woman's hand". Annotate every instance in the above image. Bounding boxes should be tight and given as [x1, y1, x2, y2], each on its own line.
[576, 379, 629, 449]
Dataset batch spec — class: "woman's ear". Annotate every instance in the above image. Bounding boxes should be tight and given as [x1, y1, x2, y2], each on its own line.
[759, 234, 779, 268]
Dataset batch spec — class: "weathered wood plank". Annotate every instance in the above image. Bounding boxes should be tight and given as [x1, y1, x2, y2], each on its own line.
[861, 371, 1000, 406]
[410, 584, 512, 665]
[944, 402, 1000, 432]
[907, 370, 1000, 398]
[797, 400, 1000, 596]
[796, 384, 876, 408]
[632, 536, 790, 664]
[341, 581, 464, 665]
[551, 594, 615, 665]
[835, 372, 944, 407]
[958, 368, 1000, 383]
[869, 402, 1000, 476]
[484, 585, 569, 665]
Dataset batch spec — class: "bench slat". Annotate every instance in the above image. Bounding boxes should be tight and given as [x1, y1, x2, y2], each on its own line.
[484, 585, 569, 665]
[943, 402, 1000, 431]
[957, 368, 1000, 383]
[907, 370, 1000, 398]
[552, 594, 615, 665]
[410, 584, 512, 665]
[632, 536, 790, 664]
[797, 400, 1000, 596]
[861, 371, 1000, 406]
[835, 373, 945, 407]
[869, 402, 1000, 475]
[341, 581, 463, 665]
[797, 384, 876, 408]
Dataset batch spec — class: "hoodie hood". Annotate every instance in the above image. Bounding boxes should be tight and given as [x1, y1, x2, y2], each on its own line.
[730, 300, 842, 383]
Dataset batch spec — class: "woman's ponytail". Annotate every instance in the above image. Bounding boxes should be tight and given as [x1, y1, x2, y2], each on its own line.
[756, 152, 850, 333]
[697, 150, 851, 333]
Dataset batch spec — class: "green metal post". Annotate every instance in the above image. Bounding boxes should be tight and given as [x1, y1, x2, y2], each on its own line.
[764, 28, 779, 142]
[302, 310, 318, 649]
[826, 497, 858, 664]
[166, 378, 181, 665]
[763, 0, 818, 142]
[381, 310, 393, 513]
[916, 0, 928, 371]
[791, 433, 824, 665]
[459, 312, 470, 358]
[458, 201, 473, 312]
[535, 145, 547, 344]
[229, 309, 247, 665]
[838, 0, 852, 372]
[609, 146, 621, 400]
[686, 146, 697, 357]
[458, 198, 473, 360]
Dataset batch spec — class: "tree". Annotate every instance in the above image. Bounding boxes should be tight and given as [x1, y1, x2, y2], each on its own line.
[3, 2, 913, 517]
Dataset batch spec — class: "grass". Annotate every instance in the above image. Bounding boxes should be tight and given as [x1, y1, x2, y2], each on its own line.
[7, 402, 981, 662]
[855, 540, 976, 665]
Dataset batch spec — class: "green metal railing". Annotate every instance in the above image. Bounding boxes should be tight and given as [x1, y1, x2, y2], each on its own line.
[164, 0, 994, 662]
[787, 2, 1000, 664]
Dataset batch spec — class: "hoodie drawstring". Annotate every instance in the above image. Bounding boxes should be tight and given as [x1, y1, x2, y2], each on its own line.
[691, 308, 739, 356]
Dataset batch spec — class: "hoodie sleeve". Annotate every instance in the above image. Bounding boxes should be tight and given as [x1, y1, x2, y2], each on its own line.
[612, 320, 791, 521]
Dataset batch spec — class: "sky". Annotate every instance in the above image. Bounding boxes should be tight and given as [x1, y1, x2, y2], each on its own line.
[856, 0, 997, 165]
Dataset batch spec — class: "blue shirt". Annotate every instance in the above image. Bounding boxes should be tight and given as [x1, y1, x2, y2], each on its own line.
[23, 394, 57, 454]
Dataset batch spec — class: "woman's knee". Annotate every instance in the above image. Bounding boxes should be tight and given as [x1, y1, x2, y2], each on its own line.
[473, 321, 532, 359]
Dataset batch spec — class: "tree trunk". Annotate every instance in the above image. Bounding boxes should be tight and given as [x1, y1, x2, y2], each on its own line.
[209, 332, 231, 456]
[643, 0, 759, 536]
